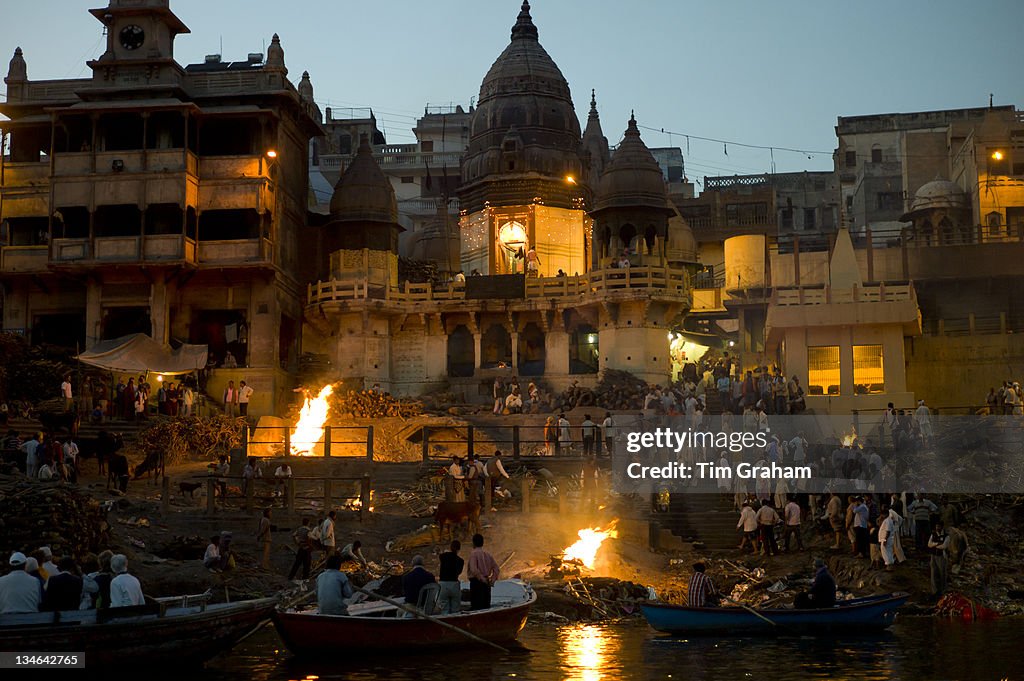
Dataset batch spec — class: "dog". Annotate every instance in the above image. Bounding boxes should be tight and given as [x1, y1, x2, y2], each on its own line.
[179, 481, 203, 498]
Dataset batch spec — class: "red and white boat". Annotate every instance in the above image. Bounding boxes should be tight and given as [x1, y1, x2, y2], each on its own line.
[272, 579, 536, 656]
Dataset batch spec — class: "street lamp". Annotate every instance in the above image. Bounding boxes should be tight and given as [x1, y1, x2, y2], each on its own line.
[265, 149, 278, 159]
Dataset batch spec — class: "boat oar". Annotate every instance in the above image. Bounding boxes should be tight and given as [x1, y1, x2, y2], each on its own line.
[721, 594, 786, 630]
[353, 585, 509, 654]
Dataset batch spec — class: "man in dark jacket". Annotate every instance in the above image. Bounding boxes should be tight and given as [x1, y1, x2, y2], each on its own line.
[42, 557, 83, 611]
[795, 558, 836, 609]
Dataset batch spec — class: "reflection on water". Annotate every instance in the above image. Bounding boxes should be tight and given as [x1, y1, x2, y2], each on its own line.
[560, 625, 611, 681]
[153, 617, 1021, 681]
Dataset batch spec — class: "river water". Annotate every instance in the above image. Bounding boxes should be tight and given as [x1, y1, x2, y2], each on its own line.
[184, 617, 1019, 681]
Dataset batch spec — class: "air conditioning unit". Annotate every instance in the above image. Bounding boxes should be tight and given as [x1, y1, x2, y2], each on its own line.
[248, 53, 264, 64]
[204, 54, 222, 64]
[111, 159, 125, 172]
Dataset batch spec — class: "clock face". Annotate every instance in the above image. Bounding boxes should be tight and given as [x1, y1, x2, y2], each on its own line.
[119, 24, 145, 51]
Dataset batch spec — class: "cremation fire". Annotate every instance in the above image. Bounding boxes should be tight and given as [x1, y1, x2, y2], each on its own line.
[561, 521, 619, 570]
[841, 427, 859, 448]
[290, 384, 334, 456]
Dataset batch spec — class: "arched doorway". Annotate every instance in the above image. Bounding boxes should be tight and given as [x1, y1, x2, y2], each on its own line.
[447, 325, 474, 377]
[517, 322, 545, 376]
[480, 324, 512, 369]
[570, 324, 599, 374]
[618, 224, 636, 256]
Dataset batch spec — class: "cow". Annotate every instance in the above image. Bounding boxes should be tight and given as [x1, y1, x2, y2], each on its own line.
[433, 500, 481, 541]
[108, 453, 130, 493]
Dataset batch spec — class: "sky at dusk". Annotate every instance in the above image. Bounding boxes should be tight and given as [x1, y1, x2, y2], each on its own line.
[2, 0, 1023, 182]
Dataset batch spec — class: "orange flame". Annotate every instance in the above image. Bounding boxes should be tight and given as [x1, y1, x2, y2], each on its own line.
[290, 385, 334, 456]
[562, 521, 618, 570]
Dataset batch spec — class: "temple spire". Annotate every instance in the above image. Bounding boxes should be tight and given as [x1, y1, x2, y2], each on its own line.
[589, 89, 599, 120]
[511, 1, 538, 41]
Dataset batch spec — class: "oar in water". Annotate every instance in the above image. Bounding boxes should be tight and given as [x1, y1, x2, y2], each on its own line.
[353, 585, 509, 654]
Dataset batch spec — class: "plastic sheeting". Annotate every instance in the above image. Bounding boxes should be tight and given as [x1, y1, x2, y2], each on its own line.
[77, 334, 208, 375]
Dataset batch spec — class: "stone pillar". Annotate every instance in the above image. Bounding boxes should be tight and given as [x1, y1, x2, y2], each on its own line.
[150, 278, 171, 345]
[510, 331, 519, 372]
[839, 326, 854, 397]
[544, 331, 570, 375]
[86, 280, 102, 346]
[473, 333, 482, 371]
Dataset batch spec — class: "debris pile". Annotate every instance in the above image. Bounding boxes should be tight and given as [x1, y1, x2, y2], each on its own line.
[552, 577, 651, 620]
[0, 476, 110, 557]
[553, 370, 650, 412]
[330, 390, 423, 419]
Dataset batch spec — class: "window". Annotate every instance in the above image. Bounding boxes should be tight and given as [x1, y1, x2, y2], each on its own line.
[803, 208, 816, 230]
[781, 208, 793, 229]
[846, 195, 854, 211]
[421, 141, 434, 152]
[871, 146, 882, 163]
[853, 345, 884, 394]
[876, 192, 900, 211]
[987, 211, 1003, 235]
[725, 204, 739, 224]
[845, 150, 856, 168]
[401, 176, 415, 184]
[807, 346, 840, 396]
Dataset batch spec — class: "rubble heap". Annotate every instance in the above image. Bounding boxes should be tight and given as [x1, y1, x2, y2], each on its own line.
[330, 390, 423, 419]
[553, 369, 649, 412]
[0, 476, 110, 557]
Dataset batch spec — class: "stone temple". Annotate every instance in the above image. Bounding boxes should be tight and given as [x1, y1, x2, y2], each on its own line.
[304, 1, 697, 397]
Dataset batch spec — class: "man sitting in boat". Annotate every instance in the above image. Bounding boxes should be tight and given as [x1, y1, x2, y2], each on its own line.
[794, 558, 836, 609]
[109, 554, 144, 608]
[0, 552, 41, 614]
[402, 555, 437, 615]
[687, 562, 719, 607]
[317, 554, 354, 616]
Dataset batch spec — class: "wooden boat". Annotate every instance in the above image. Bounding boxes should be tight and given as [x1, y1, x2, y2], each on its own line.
[273, 579, 536, 655]
[641, 592, 910, 635]
[0, 596, 276, 667]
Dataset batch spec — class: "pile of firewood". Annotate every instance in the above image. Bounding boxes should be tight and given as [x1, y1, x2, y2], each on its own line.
[128, 416, 245, 470]
[552, 369, 649, 412]
[0, 475, 110, 558]
[329, 390, 423, 419]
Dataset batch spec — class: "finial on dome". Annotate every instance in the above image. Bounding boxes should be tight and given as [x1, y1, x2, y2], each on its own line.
[266, 33, 287, 74]
[298, 70, 314, 101]
[6, 47, 27, 83]
[511, 0, 538, 41]
[588, 89, 600, 121]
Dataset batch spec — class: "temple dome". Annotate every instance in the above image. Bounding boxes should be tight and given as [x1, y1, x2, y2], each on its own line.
[667, 204, 698, 263]
[329, 135, 397, 223]
[594, 115, 669, 212]
[459, 1, 584, 207]
[910, 179, 968, 212]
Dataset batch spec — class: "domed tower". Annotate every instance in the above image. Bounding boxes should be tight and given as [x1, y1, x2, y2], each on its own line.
[324, 134, 403, 290]
[899, 178, 973, 245]
[409, 199, 461, 278]
[458, 1, 590, 277]
[590, 114, 673, 266]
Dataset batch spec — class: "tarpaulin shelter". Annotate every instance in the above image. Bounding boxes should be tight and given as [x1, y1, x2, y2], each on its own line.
[76, 334, 208, 375]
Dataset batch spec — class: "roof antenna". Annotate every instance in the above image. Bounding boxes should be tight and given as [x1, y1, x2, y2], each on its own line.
[989, 93, 994, 109]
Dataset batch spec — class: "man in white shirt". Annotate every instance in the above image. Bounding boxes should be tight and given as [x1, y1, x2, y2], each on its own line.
[783, 497, 804, 552]
[274, 463, 293, 498]
[557, 414, 571, 454]
[61, 375, 73, 413]
[238, 381, 254, 416]
[601, 413, 615, 456]
[320, 511, 337, 558]
[21, 434, 41, 478]
[108, 554, 144, 608]
[39, 547, 59, 580]
[736, 502, 758, 552]
[0, 552, 41, 614]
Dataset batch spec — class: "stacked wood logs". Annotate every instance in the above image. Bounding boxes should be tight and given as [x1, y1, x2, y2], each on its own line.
[0, 475, 110, 558]
[129, 416, 244, 472]
[553, 370, 649, 412]
[329, 390, 423, 419]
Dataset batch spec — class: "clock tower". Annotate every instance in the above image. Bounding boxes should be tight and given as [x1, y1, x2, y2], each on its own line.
[88, 0, 189, 78]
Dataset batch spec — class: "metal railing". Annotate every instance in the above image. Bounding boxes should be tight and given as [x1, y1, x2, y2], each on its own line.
[772, 282, 915, 306]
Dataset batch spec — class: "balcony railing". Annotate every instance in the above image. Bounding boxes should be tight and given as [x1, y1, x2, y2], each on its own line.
[1, 161, 49, 186]
[197, 238, 271, 264]
[772, 282, 915, 306]
[0, 245, 48, 272]
[307, 265, 691, 306]
[50, 235, 197, 263]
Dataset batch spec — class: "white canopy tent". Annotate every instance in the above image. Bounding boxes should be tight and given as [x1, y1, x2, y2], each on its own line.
[77, 334, 208, 375]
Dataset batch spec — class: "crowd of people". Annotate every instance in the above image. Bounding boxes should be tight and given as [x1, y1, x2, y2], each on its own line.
[0, 546, 144, 615]
[731, 489, 968, 601]
[3, 430, 82, 482]
[491, 376, 550, 415]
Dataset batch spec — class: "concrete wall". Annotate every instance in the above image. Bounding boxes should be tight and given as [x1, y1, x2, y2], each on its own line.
[906, 334, 1024, 410]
